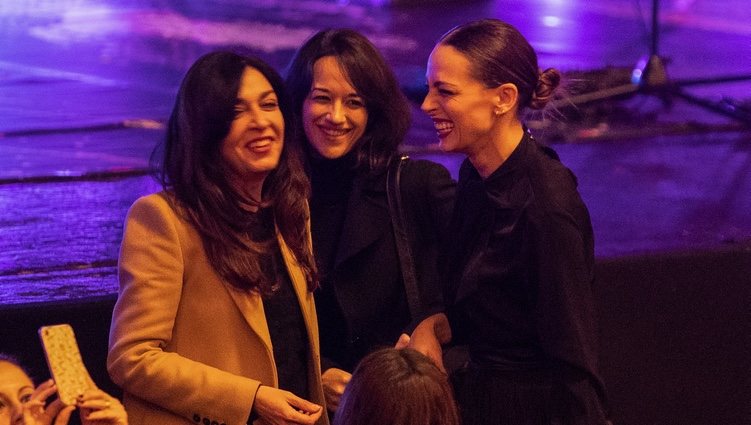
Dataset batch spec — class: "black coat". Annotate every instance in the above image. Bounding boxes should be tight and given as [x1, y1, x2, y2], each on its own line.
[310, 157, 455, 372]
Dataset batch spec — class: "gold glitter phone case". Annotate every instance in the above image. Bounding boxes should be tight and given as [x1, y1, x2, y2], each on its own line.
[38, 324, 97, 405]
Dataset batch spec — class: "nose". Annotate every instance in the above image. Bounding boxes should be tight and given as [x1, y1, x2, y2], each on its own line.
[246, 108, 269, 129]
[325, 102, 346, 125]
[421, 90, 435, 114]
[10, 399, 25, 424]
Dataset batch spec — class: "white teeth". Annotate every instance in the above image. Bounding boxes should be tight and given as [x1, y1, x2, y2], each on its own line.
[434, 121, 453, 131]
[321, 127, 348, 137]
[249, 138, 271, 147]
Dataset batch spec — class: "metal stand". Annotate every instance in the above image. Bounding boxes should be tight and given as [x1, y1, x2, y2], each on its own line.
[566, 0, 751, 126]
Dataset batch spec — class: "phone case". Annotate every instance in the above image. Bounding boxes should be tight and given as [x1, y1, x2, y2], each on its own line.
[38, 324, 98, 405]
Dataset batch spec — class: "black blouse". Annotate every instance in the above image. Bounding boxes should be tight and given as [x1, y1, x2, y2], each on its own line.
[443, 131, 608, 422]
[252, 207, 309, 399]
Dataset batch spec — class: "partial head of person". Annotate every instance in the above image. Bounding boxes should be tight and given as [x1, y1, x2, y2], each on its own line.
[153, 51, 316, 293]
[285, 28, 410, 172]
[333, 348, 460, 425]
[1, 354, 128, 425]
[0, 354, 34, 425]
[421, 18, 561, 155]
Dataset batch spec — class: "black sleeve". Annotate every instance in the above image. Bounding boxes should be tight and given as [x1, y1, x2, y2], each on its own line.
[400, 159, 456, 332]
[529, 201, 609, 424]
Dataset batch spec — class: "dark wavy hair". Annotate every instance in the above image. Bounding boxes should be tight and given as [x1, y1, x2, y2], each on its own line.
[439, 19, 561, 111]
[151, 51, 317, 293]
[285, 29, 411, 173]
[334, 348, 460, 425]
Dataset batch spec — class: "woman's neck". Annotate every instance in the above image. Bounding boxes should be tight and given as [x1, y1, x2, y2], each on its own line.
[467, 119, 524, 179]
[229, 176, 265, 212]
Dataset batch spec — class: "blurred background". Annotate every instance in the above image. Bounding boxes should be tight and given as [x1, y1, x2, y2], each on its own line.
[1, 1, 750, 424]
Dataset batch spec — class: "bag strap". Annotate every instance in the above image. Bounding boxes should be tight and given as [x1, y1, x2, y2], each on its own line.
[386, 154, 422, 321]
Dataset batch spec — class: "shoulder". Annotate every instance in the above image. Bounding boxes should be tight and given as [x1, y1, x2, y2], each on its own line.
[126, 191, 184, 229]
[524, 143, 586, 216]
[128, 191, 173, 215]
[399, 157, 455, 191]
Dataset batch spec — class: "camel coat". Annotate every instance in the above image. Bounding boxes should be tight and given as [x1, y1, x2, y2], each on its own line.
[108, 192, 328, 425]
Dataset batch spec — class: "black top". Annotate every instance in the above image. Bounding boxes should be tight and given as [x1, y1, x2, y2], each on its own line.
[309, 153, 356, 371]
[252, 207, 309, 399]
[309, 155, 456, 372]
[443, 131, 608, 423]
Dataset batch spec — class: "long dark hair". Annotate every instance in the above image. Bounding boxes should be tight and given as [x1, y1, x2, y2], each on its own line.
[151, 51, 317, 293]
[334, 348, 461, 425]
[285, 29, 411, 173]
[439, 19, 561, 111]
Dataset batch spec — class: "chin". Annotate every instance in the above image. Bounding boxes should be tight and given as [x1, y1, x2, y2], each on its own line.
[316, 145, 350, 159]
[438, 139, 457, 153]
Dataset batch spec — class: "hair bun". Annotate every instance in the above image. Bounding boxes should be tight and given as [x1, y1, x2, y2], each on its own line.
[530, 68, 561, 110]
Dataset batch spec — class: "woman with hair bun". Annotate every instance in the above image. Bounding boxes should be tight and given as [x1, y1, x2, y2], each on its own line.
[421, 19, 609, 425]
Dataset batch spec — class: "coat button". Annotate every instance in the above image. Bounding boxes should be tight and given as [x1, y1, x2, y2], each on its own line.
[203, 419, 210, 425]
[211, 422, 218, 425]
[193, 414, 200, 422]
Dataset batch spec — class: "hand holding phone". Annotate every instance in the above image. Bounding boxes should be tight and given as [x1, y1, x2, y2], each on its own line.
[38, 324, 98, 405]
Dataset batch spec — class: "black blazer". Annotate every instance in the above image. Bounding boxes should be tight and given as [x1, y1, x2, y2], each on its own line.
[313, 158, 455, 372]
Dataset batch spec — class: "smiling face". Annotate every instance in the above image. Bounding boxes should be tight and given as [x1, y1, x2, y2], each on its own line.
[302, 56, 368, 159]
[421, 44, 500, 156]
[221, 66, 284, 195]
[0, 361, 34, 425]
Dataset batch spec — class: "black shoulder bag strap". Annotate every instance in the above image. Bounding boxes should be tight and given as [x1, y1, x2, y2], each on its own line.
[386, 154, 422, 321]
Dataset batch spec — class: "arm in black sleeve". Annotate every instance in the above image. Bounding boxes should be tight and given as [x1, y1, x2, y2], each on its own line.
[400, 159, 456, 332]
[530, 202, 609, 424]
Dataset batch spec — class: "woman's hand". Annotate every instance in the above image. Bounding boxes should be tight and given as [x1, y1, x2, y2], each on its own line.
[320, 368, 351, 413]
[22, 380, 75, 425]
[252, 385, 322, 424]
[406, 313, 452, 373]
[77, 389, 128, 425]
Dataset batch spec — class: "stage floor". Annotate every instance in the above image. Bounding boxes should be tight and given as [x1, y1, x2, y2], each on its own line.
[2, 0, 750, 305]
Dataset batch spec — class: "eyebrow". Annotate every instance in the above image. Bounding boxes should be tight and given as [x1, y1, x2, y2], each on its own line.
[429, 80, 458, 89]
[310, 87, 362, 98]
[258, 89, 277, 99]
[235, 90, 277, 104]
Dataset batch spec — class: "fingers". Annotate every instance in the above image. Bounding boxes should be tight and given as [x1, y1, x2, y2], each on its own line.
[77, 389, 111, 409]
[53, 405, 76, 425]
[32, 379, 59, 404]
[78, 389, 128, 425]
[43, 398, 68, 421]
[394, 333, 411, 349]
[286, 394, 322, 417]
[254, 386, 323, 425]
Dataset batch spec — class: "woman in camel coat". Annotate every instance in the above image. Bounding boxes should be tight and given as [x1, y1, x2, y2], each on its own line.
[108, 52, 328, 425]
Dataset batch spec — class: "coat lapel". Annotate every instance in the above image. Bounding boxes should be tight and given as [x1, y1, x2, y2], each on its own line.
[277, 229, 321, 354]
[334, 173, 390, 269]
[224, 282, 273, 354]
[222, 230, 318, 367]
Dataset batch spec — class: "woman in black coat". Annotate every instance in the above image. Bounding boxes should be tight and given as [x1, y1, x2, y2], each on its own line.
[421, 19, 609, 425]
[285, 29, 456, 414]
